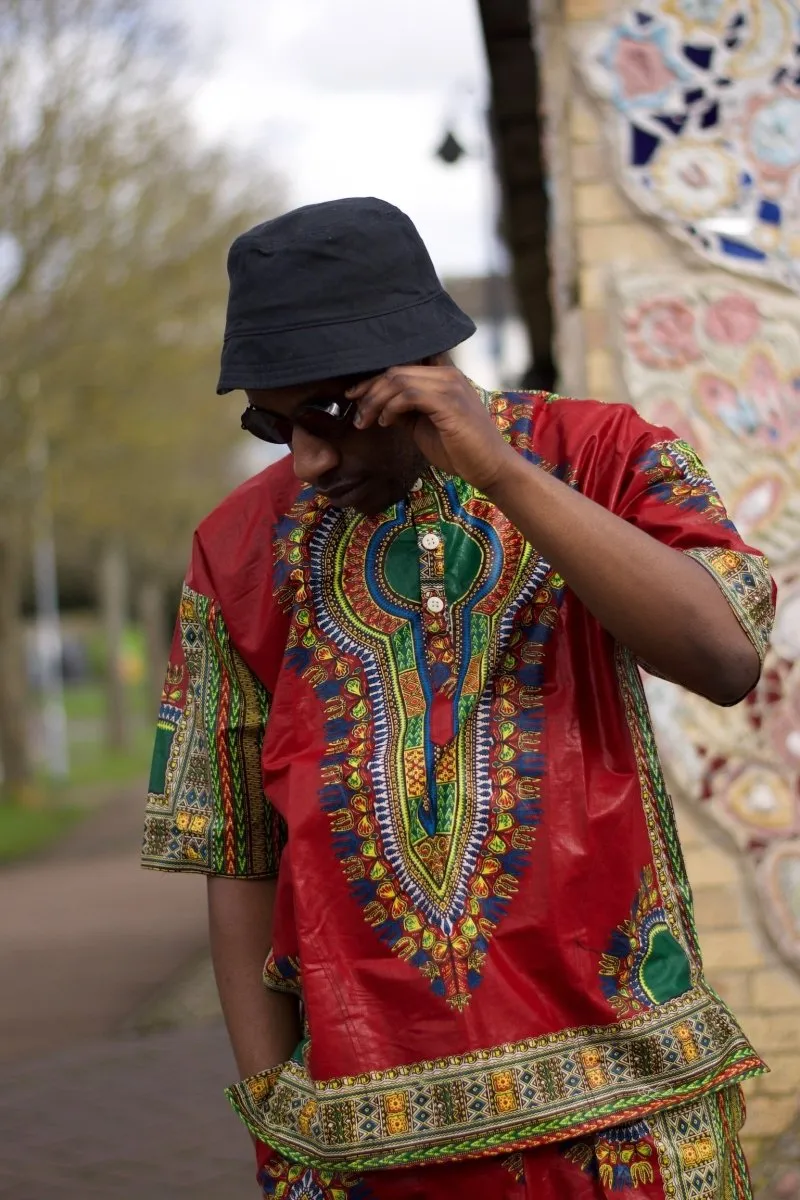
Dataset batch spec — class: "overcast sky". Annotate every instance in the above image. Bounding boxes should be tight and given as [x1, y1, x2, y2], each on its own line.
[173, 0, 494, 277]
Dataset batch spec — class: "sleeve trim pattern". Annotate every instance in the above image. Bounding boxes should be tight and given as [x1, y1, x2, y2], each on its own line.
[685, 547, 775, 665]
[142, 584, 284, 877]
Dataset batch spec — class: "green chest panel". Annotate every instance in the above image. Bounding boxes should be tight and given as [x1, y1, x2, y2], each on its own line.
[383, 521, 484, 607]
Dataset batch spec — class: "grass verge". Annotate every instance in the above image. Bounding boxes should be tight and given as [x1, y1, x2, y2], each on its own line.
[0, 684, 154, 864]
[0, 803, 85, 864]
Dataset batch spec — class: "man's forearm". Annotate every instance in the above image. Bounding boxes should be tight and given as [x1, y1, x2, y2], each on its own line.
[485, 451, 759, 704]
[207, 876, 301, 1079]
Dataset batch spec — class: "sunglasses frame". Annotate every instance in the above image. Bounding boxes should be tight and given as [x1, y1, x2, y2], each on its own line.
[241, 397, 358, 446]
[240, 371, 382, 446]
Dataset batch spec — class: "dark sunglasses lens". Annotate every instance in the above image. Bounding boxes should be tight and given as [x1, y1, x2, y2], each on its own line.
[298, 399, 356, 441]
[240, 407, 292, 445]
[299, 411, 342, 441]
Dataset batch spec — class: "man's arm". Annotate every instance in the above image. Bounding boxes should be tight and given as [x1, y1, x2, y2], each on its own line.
[349, 365, 763, 706]
[484, 452, 759, 706]
[208, 876, 301, 1079]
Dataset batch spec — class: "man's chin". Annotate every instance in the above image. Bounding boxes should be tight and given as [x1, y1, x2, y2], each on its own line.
[321, 477, 409, 515]
[353, 490, 402, 516]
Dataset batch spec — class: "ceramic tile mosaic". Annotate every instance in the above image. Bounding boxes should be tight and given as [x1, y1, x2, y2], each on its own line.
[579, 0, 800, 291]
[610, 266, 800, 968]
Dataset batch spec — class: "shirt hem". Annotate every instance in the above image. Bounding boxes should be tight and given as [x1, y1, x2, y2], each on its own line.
[223, 985, 766, 1172]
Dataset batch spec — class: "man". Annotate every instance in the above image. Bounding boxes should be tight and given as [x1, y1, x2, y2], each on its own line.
[143, 198, 774, 1199]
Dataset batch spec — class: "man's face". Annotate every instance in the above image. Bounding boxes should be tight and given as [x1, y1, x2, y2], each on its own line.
[245, 373, 426, 515]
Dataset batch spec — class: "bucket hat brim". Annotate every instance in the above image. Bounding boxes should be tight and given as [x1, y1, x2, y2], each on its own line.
[216, 288, 476, 394]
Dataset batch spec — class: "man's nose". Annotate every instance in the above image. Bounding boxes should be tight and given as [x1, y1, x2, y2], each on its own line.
[291, 425, 340, 484]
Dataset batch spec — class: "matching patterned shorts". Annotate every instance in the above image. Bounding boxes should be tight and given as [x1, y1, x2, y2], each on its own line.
[257, 1084, 751, 1199]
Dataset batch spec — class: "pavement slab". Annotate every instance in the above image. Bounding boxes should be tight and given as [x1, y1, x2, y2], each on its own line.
[0, 850, 208, 1063]
[0, 788, 258, 1196]
[0, 1023, 255, 1199]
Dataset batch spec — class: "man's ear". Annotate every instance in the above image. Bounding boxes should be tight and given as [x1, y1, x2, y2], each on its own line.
[421, 352, 453, 367]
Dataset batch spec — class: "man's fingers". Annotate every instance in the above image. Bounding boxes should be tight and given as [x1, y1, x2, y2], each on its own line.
[355, 375, 427, 427]
[347, 364, 453, 397]
[356, 380, 450, 430]
[345, 365, 421, 401]
[376, 394, 419, 427]
[345, 377, 377, 399]
[353, 376, 402, 428]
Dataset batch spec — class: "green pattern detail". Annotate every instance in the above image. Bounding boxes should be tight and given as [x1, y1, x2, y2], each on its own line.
[205, 605, 225, 871]
[316, 488, 540, 922]
[147, 724, 173, 796]
[384, 523, 483, 607]
[141, 584, 282, 878]
[641, 926, 693, 1005]
[382, 526, 420, 602]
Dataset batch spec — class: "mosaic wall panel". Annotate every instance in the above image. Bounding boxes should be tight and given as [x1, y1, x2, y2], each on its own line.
[611, 267, 800, 969]
[579, 0, 800, 292]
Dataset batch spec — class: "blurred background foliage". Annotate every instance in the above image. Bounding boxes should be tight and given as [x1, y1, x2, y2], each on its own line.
[0, 0, 282, 816]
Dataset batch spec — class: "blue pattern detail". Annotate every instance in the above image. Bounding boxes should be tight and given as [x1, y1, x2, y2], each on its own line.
[683, 44, 713, 70]
[581, 2, 800, 290]
[631, 124, 661, 166]
[635, 439, 736, 530]
[718, 237, 767, 261]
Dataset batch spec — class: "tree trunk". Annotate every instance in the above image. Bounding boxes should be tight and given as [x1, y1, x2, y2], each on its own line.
[138, 578, 167, 715]
[99, 540, 129, 751]
[0, 529, 33, 800]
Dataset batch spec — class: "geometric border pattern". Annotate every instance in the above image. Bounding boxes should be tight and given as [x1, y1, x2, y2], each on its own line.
[226, 988, 763, 1172]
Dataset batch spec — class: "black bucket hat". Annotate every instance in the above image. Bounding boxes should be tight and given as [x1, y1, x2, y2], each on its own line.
[217, 197, 476, 393]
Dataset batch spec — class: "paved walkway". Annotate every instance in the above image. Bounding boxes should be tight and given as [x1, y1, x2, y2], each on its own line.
[2, 786, 796, 1197]
[0, 1024, 254, 1200]
[0, 785, 208, 1063]
[0, 786, 255, 1198]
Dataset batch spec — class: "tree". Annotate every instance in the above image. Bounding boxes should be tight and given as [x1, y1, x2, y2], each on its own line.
[0, 0, 282, 794]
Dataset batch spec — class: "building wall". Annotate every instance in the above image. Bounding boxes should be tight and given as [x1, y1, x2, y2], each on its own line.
[536, 0, 683, 403]
[674, 802, 800, 1165]
[533, 0, 800, 1164]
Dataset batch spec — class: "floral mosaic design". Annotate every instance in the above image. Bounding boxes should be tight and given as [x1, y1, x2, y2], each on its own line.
[612, 267, 800, 969]
[580, 0, 800, 291]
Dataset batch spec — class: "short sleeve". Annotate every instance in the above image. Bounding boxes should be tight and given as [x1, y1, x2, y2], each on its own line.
[610, 417, 776, 666]
[142, 583, 285, 877]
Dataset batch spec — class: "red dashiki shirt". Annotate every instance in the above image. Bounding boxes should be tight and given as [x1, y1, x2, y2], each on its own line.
[143, 388, 774, 1176]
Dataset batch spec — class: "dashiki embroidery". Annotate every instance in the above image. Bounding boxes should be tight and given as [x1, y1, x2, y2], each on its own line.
[258, 1087, 752, 1197]
[143, 587, 284, 878]
[143, 386, 774, 1174]
[227, 992, 760, 1172]
[563, 1085, 751, 1198]
[686, 547, 775, 662]
[272, 449, 565, 1010]
[258, 1157, 373, 1200]
[564, 1119, 656, 1190]
[635, 440, 734, 528]
[600, 866, 693, 1019]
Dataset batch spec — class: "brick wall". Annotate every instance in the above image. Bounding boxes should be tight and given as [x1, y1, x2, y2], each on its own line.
[675, 803, 800, 1163]
[533, 0, 800, 1163]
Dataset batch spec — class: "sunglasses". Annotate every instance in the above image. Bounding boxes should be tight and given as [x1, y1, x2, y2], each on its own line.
[240, 372, 381, 447]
